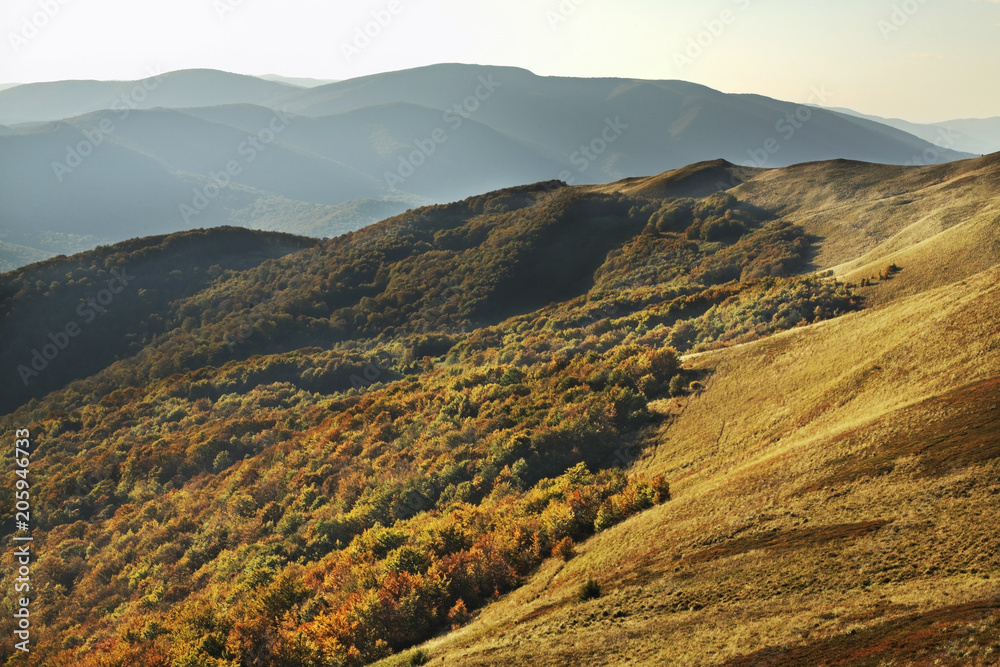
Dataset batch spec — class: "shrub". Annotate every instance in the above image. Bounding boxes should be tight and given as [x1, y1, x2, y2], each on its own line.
[382, 545, 429, 575]
[552, 536, 576, 561]
[447, 599, 471, 630]
[668, 374, 687, 397]
[700, 217, 746, 242]
[579, 577, 602, 601]
[212, 451, 232, 473]
[651, 475, 671, 503]
[594, 500, 620, 532]
[499, 367, 525, 386]
[668, 321, 697, 350]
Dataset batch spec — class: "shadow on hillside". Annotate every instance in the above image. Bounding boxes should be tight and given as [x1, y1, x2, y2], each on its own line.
[723, 595, 1000, 667]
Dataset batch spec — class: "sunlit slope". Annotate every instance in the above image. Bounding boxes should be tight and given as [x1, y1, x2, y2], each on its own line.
[3, 153, 998, 666]
[409, 262, 1000, 663]
[590, 158, 762, 200]
[602, 154, 1000, 309]
[730, 153, 1000, 273]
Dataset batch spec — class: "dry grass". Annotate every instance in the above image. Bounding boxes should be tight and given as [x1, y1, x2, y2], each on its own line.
[372, 195, 1000, 666]
[732, 155, 1000, 270]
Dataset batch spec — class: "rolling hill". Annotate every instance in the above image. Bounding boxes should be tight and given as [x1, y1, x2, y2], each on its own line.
[0, 107, 418, 272]
[0, 65, 974, 271]
[0, 153, 997, 666]
[0, 69, 296, 126]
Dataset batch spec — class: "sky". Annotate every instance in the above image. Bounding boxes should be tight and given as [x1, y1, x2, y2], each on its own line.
[1, 0, 998, 123]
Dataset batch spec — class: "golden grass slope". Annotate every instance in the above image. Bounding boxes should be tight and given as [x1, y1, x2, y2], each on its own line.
[597, 159, 762, 200]
[613, 153, 1000, 309]
[379, 159, 1000, 666]
[733, 153, 1000, 276]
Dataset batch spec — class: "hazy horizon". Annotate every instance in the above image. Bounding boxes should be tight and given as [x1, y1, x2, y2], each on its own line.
[2, 0, 998, 124]
[3, 63, 1000, 127]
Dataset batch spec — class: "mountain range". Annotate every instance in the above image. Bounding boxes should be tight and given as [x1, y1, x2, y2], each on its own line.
[0, 65, 975, 272]
[1, 151, 998, 665]
[827, 106, 1000, 157]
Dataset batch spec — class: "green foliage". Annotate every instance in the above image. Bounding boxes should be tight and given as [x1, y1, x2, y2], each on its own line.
[0, 227, 315, 414]
[212, 450, 232, 473]
[499, 366, 525, 386]
[383, 546, 430, 575]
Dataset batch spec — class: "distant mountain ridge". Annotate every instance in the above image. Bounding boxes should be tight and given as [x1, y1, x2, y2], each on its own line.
[273, 64, 972, 173]
[257, 74, 340, 88]
[0, 69, 296, 125]
[824, 105, 1000, 156]
[0, 65, 975, 271]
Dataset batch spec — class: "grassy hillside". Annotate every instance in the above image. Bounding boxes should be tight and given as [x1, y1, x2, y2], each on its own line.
[0, 155, 997, 666]
[411, 263, 1000, 667]
[381, 157, 1000, 665]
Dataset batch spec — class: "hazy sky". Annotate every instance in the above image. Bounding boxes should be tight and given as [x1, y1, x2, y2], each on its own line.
[2, 0, 998, 123]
